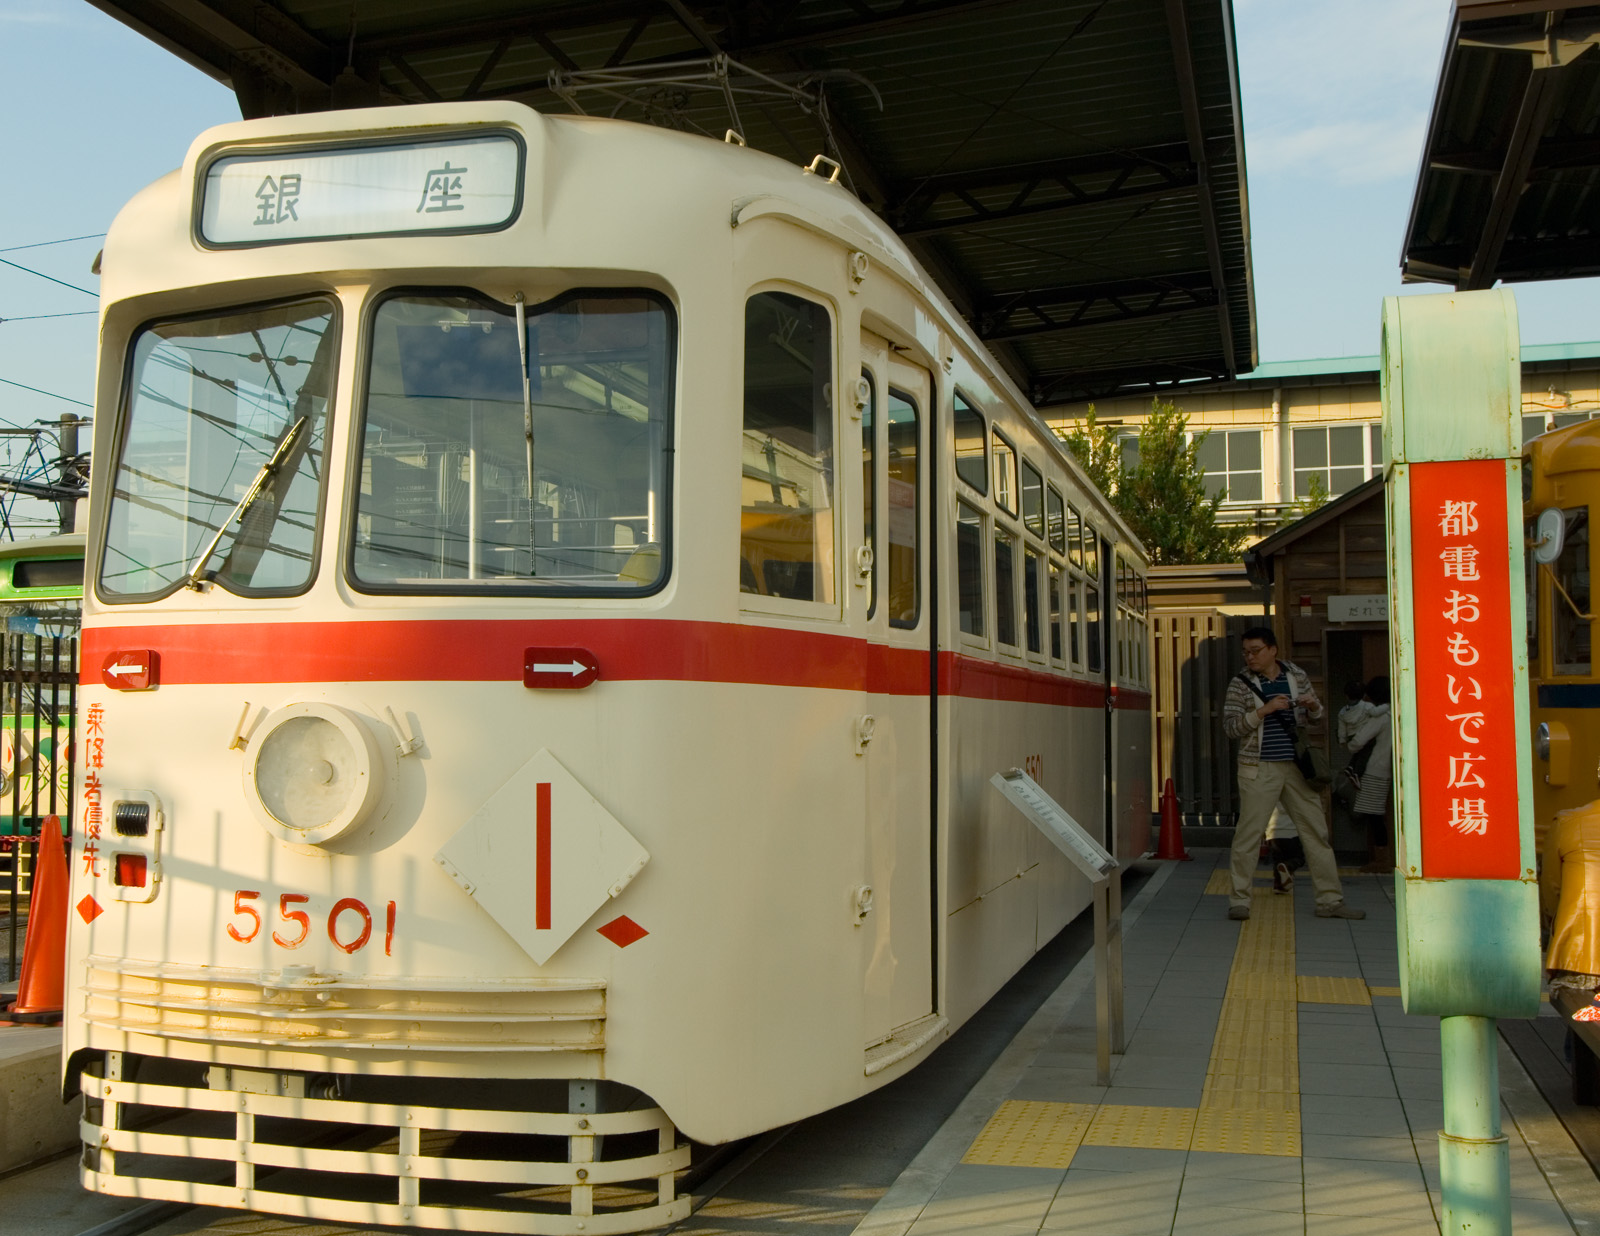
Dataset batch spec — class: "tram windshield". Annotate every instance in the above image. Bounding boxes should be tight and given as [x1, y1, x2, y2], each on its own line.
[100, 299, 336, 600]
[352, 290, 671, 592]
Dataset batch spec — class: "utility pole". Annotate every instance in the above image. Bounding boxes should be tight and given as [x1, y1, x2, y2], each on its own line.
[55, 414, 84, 534]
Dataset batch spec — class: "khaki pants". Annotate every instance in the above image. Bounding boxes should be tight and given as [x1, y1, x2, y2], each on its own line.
[1231, 760, 1343, 909]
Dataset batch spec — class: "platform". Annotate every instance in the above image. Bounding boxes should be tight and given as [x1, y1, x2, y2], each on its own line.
[856, 853, 1600, 1236]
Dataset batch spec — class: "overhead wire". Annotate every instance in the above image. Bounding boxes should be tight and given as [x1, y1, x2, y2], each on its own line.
[0, 377, 93, 408]
[0, 312, 97, 323]
[0, 234, 105, 254]
[0, 257, 98, 298]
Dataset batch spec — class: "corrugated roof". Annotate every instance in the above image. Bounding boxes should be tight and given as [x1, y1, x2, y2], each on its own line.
[1401, 0, 1600, 289]
[86, 0, 1257, 405]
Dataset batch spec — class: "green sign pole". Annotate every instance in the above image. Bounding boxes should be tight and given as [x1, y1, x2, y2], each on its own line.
[1382, 288, 1541, 1236]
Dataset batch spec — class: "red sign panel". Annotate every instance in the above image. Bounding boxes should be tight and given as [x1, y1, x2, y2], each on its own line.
[1410, 459, 1520, 879]
[523, 647, 598, 689]
[101, 649, 158, 691]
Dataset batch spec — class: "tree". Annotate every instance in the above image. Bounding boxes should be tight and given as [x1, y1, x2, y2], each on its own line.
[1060, 397, 1245, 566]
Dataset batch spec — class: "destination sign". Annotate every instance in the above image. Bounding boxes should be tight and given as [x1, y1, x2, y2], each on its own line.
[199, 133, 522, 246]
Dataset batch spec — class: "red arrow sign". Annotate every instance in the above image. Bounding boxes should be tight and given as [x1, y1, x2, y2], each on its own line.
[523, 647, 599, 689]
[101, 650, 158, 691]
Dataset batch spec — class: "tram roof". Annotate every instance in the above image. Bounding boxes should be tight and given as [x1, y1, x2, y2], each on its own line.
[85, 0, 1257, 409]
[1401, 0, 1600, 289]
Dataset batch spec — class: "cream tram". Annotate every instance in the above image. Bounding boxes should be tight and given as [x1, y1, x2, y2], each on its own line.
[65, 101, 1151, 1233]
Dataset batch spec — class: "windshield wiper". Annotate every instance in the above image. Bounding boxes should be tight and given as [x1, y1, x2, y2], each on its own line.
[182, 415, 307, 591]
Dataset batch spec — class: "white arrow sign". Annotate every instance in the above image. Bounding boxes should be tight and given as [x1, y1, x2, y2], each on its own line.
[531, 660, 588, 676]
[106, 663, 142, 678]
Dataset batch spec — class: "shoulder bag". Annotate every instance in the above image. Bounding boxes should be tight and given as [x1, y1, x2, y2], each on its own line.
[1235, 671, 1331, 791]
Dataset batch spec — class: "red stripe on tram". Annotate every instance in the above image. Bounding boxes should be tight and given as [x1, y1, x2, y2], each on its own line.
[81, 618, 1133, 708]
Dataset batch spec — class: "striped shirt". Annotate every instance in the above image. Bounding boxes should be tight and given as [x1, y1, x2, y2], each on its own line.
[1257, 673, 1297, 762]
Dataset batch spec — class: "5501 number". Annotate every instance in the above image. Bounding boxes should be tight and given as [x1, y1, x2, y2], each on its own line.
[227, 890, 397, 955]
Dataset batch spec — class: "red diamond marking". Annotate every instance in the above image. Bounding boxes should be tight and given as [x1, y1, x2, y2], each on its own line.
[77, 895, 103, 924]
[597, 916, 647, 948]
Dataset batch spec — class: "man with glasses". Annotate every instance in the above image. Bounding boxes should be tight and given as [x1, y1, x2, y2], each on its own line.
[1221, 627, 1365, 922]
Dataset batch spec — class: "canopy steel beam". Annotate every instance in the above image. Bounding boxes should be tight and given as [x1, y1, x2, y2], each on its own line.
[1033, 358, 1229, 405]
[86, 0, 333, 102]
[1463, 55, 1564, 290]
[891, 145, 1198, 237]
[1163, 0, 1235, 376]
[978, 272, 1218, 342]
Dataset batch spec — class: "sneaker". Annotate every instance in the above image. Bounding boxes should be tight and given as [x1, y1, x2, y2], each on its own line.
[1273, 862, 1293, 893]
[1315, 903, 1367, 919]
[1228, 904, 1250, 921]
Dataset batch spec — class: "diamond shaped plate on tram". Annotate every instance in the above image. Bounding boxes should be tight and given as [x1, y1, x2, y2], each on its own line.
[434, 748, 648, 965]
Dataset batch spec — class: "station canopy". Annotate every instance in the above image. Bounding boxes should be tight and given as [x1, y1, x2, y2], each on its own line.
[1402, 0, 1600, 289]
[89, 0, 1257, 407]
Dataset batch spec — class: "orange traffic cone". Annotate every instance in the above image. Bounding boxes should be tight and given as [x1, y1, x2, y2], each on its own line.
[8, 816, 67, 1023]
[1154, 779, 1192, 861]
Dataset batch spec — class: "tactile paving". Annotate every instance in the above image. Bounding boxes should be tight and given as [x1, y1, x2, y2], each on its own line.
[1082, 1104, 1197, 1150]
[1367, 985, 1402, 998]
[962, 1100, 1096, 1168]
[1191, 1107, 1302, 1156]
[1204, 869, 1232, 895]
[1225, 973, 1298, 1001]
[1297, 975, 1373, 1005]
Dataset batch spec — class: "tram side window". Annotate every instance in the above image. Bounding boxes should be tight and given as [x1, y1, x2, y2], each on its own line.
[1025, 549, 1044, 654]
[1526, 519, 1539, 668]
[1022, 461, 1044, 539]
[1049, 565, 1063, 660]
[995, 528, 1018, 647]
[1047, 485, 1066, 554]
[1069, 576, 1082, 664]
[101, 298, 336, 601]
[862, 369, 876, 618]
[1086, 579, 1103, 673]
[887, 389, 920, 627]
[1068, 503, 1083, 568]
[957, 501, 985, 636]
[354, 292, 671, 593]
[994, 432, 1018, 515]
[740, 292, 835, 603]
[954, 393, 986, 492]
[1554, 507, 1591, 676]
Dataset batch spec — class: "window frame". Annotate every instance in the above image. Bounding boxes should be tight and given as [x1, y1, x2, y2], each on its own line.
[99, 293, 343, 605]
[886, 384, 922, 630]
[956, 498, 989, 643]
[736, 285, 840, 615]
[1047, 483, 1066, 555]
[993, 428, 1019, 516]
[953, 391, 988, 495]
[347, 284, 678, 600]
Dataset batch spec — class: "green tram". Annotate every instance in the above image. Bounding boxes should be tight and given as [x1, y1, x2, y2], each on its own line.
[0, 534, 82, 884]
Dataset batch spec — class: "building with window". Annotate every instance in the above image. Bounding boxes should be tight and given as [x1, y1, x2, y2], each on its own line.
[1048, 342, 1600, 540]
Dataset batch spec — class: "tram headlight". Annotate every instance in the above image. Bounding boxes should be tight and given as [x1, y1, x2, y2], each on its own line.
[243, 703, 385, 848]
[1538, 722, 1551, 761]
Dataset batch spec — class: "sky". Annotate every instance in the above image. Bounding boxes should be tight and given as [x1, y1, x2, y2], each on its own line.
[0, 0, 1597, 532]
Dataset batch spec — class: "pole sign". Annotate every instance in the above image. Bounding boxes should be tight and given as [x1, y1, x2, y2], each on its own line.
[1384, 288, 1540, 1020]
[1409, 460, 1521, 879]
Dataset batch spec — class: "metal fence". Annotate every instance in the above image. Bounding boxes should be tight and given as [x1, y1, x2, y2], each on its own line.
[2, 633, 77, 980]
[1151, 611, 1248, 826]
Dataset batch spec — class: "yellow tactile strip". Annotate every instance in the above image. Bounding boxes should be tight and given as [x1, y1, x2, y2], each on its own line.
[1191, 1108, 1301, 1155]
[1197, 888, 1304, 1149]
[1084, 1104, 1197, 1150]
[1297, 975, 1373, 1005]
[963, 1100, 1096, 1168]
[962, 871, 1327, 1168]
[1368, 985, 1402, 998]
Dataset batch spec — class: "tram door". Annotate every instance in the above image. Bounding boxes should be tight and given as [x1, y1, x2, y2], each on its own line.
[858, 337, 934, 1047]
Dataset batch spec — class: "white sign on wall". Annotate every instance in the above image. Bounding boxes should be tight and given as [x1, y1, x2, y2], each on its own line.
[1329, 593, 1389, 623]
[200, 133, 522, 245]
